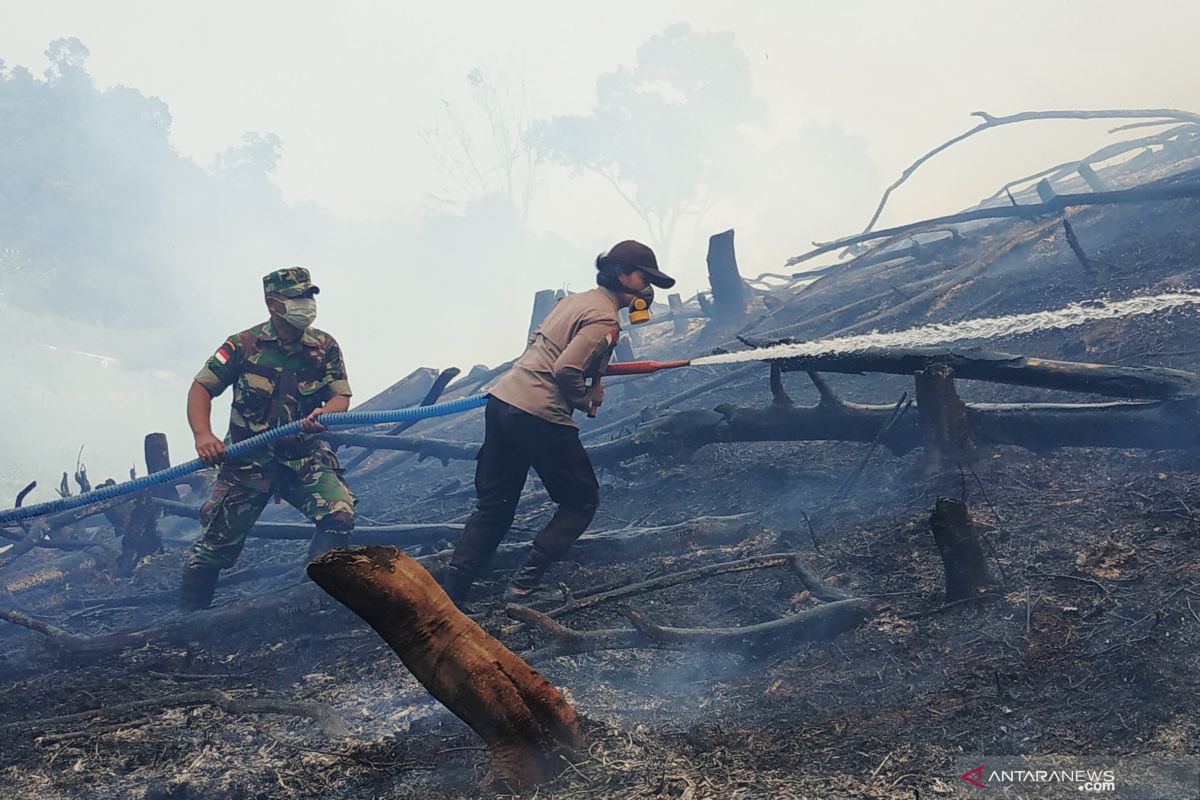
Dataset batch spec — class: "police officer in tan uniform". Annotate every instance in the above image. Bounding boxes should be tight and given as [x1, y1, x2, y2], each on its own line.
[444, 241, 675, 606]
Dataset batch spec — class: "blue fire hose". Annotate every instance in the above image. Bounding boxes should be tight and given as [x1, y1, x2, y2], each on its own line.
[0, 394, 489, 526]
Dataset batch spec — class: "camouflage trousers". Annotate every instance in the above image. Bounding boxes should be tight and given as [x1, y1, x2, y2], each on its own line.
[190, 443, 356, 570]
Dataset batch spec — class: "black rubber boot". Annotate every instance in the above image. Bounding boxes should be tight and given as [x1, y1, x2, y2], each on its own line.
[503, 549, 554, 604]
[307, 529, 351, 561]
[180, 565, 220, 611]
[441, 564, 478, 614]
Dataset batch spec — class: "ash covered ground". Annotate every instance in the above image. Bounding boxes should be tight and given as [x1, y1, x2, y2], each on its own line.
[3, 159, 1200, 799]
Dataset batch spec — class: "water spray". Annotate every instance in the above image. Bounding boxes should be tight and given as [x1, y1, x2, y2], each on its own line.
[607, 290, 1200, 376]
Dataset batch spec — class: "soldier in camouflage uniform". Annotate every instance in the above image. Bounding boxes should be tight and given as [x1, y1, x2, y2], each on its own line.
[180, 267, 356, 610]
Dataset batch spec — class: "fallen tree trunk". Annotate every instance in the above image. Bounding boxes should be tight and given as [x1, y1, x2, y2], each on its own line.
[152, 499, 463, 545]
[317, 392, 1200, 470]
[773, 347, 1200, 400]
[307, 547, 583, 789]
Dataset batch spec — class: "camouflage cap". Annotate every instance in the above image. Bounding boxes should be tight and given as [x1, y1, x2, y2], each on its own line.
[262, 267, 320, 298]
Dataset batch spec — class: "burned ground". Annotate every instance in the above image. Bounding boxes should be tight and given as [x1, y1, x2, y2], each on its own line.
[3, 154, 1200, 799]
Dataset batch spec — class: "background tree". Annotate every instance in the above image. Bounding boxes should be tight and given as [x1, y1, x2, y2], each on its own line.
[419, 66, 543, 222]
[530, 23, 766, 268]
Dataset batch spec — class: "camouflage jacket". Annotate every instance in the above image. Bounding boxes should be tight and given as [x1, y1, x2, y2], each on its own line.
[195, 321, 352, 459]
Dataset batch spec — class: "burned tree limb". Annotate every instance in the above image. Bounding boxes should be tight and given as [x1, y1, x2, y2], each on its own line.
[787, 179, 1200, 266]
[930, 499, 990, 602]
[1, 688, 348, 738]
[0, 520, 50, 574]
[836, 394, 911, 497]
[0, 583, 326, 660]
[416, 515, 760, 583]
[322, 432, 478, 465]
[983, 124, 1197, 204]
[307, 547, 583, 789]
[851, 107, 1200, 243]
[0, 485, 49, 572]
[511, 597, 873, 661]
[580, 363, 761, 442]
[536, 552, 849, 626]
[319, 396, 1200, 474]
[339, 366, 461, 473]
[151, 499, 464, 545]
[1062, 217, 1093, 271]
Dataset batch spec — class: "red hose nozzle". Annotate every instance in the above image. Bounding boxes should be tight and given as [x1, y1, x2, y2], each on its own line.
[604, 359, 692, 376]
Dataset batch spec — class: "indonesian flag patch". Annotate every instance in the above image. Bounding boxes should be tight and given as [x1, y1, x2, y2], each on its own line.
[214, 346, 232, 365]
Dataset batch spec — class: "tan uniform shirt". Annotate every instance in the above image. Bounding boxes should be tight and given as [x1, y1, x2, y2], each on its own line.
[490, 287, 622, 427]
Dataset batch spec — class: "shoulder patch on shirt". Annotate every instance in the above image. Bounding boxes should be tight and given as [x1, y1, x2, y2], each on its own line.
[214, 346, 232, 365]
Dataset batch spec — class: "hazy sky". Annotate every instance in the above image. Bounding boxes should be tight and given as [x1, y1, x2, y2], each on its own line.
[6, 1, 1199, 237]
[3, 1, 1200, 499]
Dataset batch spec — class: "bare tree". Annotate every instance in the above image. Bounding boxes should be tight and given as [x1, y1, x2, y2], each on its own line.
[419, 66, 543, 222]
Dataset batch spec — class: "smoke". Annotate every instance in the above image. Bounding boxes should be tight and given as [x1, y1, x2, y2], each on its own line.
[0, 41, 589, 504]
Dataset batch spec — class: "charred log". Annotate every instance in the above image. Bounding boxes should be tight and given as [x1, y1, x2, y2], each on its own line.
[930, 499, 990, 602]
[151, 499, 464, 545]
[774, 347, 1200, 400]
[307, 547, 583, 789]
[324, 393, 1200, 470]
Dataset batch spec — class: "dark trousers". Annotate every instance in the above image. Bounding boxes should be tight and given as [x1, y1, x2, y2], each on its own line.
[450, 396, 600, 576]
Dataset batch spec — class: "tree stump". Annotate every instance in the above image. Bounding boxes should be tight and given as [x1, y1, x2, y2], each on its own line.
[115, 433, 172, 575]
[668, 292, 688, 335]
[705, 229, 746, 322]
[307, 546, 583, 789]
[527, 289, 559, 339]
[930, 498, 990, 602]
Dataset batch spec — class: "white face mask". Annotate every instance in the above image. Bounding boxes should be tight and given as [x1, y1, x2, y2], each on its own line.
[280, 297, 317, 329]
